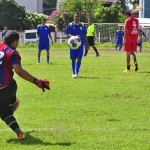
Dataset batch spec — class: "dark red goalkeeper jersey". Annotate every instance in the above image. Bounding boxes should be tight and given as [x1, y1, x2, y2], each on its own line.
[0, 42, 21, 86]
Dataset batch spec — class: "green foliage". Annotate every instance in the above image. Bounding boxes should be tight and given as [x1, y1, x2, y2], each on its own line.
[23, 12, 48, 29]
[52, 0, 124, 31]
[0, 0, 26, 29]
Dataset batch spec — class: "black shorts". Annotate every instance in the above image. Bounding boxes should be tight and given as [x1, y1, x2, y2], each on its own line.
[0, 80, 17, 118]
[88, 36, 95, 46]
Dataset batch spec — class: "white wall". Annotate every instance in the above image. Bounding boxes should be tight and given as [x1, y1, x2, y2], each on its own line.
[15, 0, 43, 13]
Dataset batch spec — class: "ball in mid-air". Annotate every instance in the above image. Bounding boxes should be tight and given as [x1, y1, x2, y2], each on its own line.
[68, 36, 81, 50]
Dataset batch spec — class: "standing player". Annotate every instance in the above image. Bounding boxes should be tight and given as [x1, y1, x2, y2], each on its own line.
[84, 18, 100, 57]
[0, 32, 50, 140]
[36, 18, 53, 64]
[2, 27, 8, 41]
[66, 12, 89, 78]
[123, 11, 139, 72]
[115, 26, 124, 51]
[136, 28, 146, 53]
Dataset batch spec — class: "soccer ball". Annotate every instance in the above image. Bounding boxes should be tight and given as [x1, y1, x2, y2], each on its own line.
[68, 36, 81, 50]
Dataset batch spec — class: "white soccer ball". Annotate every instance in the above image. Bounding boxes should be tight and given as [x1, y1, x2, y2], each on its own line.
[68, 36, 81, 50]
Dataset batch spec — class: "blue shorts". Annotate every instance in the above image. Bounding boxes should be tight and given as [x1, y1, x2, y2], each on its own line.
[137, 41, 142, 47]
[70, 45, 84, 60]
[38, 41, 50, 51]
[116, 39, 123, 45]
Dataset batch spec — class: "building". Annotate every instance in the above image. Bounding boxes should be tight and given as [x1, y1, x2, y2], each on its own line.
[139, 0, 150, 18]
[15, 0, 43, 13]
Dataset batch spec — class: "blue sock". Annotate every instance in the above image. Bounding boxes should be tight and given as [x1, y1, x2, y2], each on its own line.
[47, 56, 50, 63]
[76, 62, 81, 75]
[119, 45, 122, 51]
[115, 45, 117, 50]
[38, 56, 40, 63]
[72, 62, 75, 74]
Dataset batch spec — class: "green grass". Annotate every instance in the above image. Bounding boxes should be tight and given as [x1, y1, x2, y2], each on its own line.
[0, 44, 150, 150]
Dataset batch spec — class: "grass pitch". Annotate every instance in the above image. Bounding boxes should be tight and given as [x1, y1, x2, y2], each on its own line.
[0, 44, 149, 150]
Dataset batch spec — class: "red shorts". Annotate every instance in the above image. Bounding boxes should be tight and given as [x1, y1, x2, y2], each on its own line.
[124, 41, 137, 52]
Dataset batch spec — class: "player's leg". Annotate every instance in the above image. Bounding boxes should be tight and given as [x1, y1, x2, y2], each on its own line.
[84, 46, 89, 56]
[75, 45, 84, 77]
[38, 42, 42, 63]
[123, 42, 132, 72]
[0, 80, 25, 140]
[119, 41, 123, 51]
[46, 50, 50, 63]
[84, 36, 90, 56]
[115, 39, 119, 51]
[131, 41, 138, 71]
[70, 49, 77, 77]
[45, 42, 50, 63]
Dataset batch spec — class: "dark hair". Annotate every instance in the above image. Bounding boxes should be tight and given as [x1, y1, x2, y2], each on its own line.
[74, 12, 80, 16]
[124, 11, 132, 16]
[4, 32, 19, 46]
[41, 18, 47, 22]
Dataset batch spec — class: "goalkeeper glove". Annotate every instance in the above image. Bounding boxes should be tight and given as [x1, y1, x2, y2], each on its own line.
[33, 78, 50, 92]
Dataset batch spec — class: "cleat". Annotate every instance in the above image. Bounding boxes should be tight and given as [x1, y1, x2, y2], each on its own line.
[18, 133, 25, 140]
[134, 62, 138, 71]
[12, 99, 20, 113]
[123, 69, 132, 72]
[37, 62, 40, 64]
[96, 54, 100, 57]
[72, 74, 78, 78]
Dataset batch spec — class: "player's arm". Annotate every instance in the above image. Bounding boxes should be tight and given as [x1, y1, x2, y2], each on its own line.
[66, 24, 72, 38]
[49, 33, 53, 43]
[13, 64, 50, 92]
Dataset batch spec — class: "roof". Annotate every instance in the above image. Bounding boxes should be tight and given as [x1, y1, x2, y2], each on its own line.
[104, 0, 119, 3]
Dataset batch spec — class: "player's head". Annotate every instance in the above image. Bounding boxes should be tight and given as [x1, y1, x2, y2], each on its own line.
[74, 12, 80, 23]
[41, 18, 47, 25]
[4, 26, 7, 30]
[88, 18, 92, 25]
[124, 11, 132, 18]
[4, 31, 19, 49]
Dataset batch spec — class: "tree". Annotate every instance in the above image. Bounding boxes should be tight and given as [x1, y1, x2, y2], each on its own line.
[0, 0, 26, 30]
[51, 0, 124, 31]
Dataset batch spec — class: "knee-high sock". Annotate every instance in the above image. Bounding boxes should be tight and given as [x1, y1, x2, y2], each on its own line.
[76, 62, 81, 75]
[119, 44, 122, 51]
[72, 62, 76, 74]
[38, 56, 40, 62]
[2, 115, 22, 135]
[47, 56, 50, 63]
[93, 46, 99, 55]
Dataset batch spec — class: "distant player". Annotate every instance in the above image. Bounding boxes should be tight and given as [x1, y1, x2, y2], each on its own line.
[36, 18, 53, 64]
[136, 28, 146, 53]
[123, 11, 139, 72]
[2, 27, 8, 41]
[84, 18, 100, 57]
[0, 32, 50, 140]
[115, 26, 124, 51]
[66, 12, 89, 78]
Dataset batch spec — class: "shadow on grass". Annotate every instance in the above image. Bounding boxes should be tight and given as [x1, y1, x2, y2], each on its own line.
[79, 76, 100, 79]
[137, 71, 150, 74]
[106, 119, 121, 122]
[7, 132, 72, 146]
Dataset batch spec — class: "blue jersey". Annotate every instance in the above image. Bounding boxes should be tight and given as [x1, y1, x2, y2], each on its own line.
[116, 30, 124, 40]
[37, 25, 50, 42]
[66, 22, 87, 45]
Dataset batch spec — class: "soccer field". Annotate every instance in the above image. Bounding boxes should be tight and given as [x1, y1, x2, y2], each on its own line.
[0, 44, 150, 150]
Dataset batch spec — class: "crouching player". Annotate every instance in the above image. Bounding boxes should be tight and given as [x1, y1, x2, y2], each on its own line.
[0, 32, 50, 140]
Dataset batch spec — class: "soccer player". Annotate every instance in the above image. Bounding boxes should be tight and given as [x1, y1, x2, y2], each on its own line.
[115, 26, 124, 51]
[36, 18, 53, 64]
[123, 11, 139, 72]
[66, 12, 89, 78]
[136, 28, 146, 53]
[84, 18, 100, 57]
[2, 27, 8, 41]
[0, 32, 50, 140]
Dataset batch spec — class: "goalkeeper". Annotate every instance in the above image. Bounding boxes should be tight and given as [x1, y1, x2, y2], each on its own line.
[0, 32, 50, 140]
